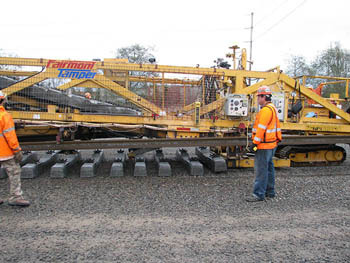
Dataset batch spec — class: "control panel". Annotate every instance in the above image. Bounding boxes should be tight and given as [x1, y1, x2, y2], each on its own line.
[271, 92, 285, 121]
[224, 94, 249, 117]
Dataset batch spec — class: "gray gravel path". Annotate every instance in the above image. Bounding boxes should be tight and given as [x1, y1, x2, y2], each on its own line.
[1, 148, 349, 262]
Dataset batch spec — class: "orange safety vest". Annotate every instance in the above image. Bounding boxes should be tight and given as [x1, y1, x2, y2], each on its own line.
[252, 103, 282, 150]
[0, 106, 21, 161]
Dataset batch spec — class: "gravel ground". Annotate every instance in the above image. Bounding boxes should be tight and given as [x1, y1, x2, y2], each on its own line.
[0, 147, 350, 263]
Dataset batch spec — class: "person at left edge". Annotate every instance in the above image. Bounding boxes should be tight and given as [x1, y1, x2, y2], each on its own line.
[0, 91, 30, 207]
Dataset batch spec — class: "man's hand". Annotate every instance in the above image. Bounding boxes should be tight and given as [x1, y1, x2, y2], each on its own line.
[248, 144, 258, 153]
[14, 151, 23, 163]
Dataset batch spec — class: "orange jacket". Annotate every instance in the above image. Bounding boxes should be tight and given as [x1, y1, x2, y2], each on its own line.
[252, 103, 282, 149]
[0, 106, 21, 161]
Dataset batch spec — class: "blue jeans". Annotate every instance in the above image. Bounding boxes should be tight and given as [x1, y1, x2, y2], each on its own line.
[253, 147, 277, 200]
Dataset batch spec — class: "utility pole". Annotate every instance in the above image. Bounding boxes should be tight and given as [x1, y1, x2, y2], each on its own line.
[249, 12, 254, 71]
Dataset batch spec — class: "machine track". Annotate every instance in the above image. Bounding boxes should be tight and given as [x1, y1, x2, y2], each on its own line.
[276, 144, 346, 167]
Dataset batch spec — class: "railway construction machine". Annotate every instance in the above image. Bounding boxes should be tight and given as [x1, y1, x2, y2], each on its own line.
[1, 46, 350, 171]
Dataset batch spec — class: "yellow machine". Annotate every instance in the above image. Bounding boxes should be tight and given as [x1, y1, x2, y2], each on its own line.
[1, 46, 350, 168]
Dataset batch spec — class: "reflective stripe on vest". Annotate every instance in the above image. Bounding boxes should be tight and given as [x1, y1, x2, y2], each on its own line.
[3, 126, 15, 134]
[258, 124, 266, 130]
[254, 136, 261, 142]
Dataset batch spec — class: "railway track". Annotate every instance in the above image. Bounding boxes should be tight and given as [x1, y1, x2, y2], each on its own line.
[20, 135, 350, 151]
[2, 135, 345, 178]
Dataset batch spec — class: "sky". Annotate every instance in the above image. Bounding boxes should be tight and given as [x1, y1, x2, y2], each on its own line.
[1, 0, 349, 71]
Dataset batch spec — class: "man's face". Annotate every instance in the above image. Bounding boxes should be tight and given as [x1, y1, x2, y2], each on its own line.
[257, 94, 266, 106]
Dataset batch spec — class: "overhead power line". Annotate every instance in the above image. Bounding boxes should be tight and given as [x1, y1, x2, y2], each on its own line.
[254, 0, 290, 27]
[254, 0, 307, 41]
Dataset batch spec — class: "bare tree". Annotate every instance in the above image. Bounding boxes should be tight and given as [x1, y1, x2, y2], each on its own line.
[285, 55, 312, 77]
[115, 44, 158, 97]
[285, 42, 350, 98]
[0, 49, 20, 71]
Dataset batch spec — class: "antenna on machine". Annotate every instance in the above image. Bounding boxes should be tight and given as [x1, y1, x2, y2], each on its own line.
[226, 45, 240, 70]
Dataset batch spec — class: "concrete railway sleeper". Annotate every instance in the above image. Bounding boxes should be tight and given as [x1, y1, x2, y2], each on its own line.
[153, 149, 172, 177]
[110, 149, 127, 177]
[176, 148, 204, 176]
[80, 150, 105, 178]
[0, 145, 348, 179]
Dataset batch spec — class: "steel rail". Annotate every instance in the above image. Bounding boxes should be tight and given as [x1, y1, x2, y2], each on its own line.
[20, 135, 350, 151]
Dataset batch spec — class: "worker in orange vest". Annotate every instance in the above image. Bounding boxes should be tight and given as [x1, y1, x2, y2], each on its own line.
[85, 92, 91, 100]
[246, 86, 282, 202]
[0, 91, 30, 207]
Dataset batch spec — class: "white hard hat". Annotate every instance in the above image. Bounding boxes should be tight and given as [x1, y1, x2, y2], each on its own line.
[257, 86, 272, 95]
[0, 90, 6, 99]
[85, 92, 91, 99]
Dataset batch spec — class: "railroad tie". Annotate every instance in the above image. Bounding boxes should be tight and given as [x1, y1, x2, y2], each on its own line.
[176, 148, 204, 176]
[80, 150, 105, 178]
[110, 149, 127, 177]
[50, 151, 82, 178]
[134, 156, 147, 177]
[195, 147, 227, 173]
[154, 149, 171, 177]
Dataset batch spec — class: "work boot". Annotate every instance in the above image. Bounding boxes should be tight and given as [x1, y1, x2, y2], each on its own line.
[0, 199, 3, 205]
[265, 194, 276, 199]
[245, 195, 265, 202]
[8, 198, 30, 207]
